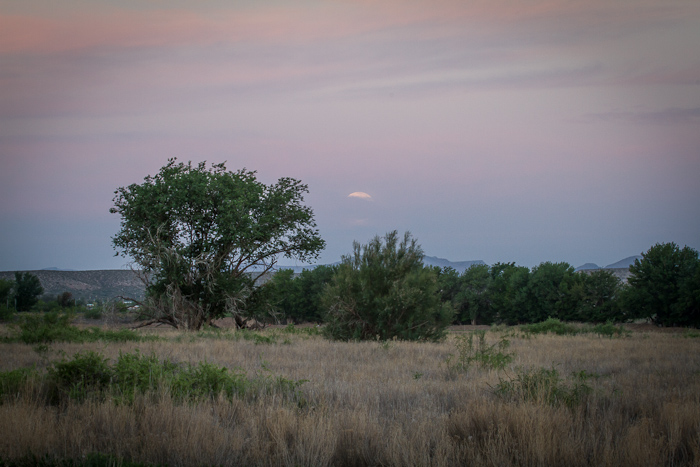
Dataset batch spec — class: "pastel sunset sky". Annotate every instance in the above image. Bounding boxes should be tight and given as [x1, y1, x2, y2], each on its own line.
[1, 0, 699, 271]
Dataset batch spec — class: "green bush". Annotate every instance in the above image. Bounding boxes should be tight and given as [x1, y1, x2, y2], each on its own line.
[520, 318, 580, 336]
[591, 321, 630, 337]
[494, 366, 592, 409]
[83, 308, 103, 320]
[0, 367, 35, 402]
[48, 351, 113, 402]
[445, 330, 513, 376]
[171, 361, 249, 402]
[323, 231, 453, 342]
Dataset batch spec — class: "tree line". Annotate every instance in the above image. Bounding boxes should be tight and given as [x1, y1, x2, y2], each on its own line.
[254, 238, 700, 333]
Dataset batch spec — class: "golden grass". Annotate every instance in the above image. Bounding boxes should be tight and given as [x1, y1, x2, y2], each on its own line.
[1, 326, 699, 466]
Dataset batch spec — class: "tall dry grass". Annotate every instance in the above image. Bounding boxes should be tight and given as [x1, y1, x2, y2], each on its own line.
[1, 325, 699, 466]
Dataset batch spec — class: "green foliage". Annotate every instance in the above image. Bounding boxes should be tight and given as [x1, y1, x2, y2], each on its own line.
[0, 278, 13, 307]
[13, 272, 44, 311]
[294, 265, 337, 323]
[10, 350, 306, 407]
[455, 264, 493, 324]
[280, 323, 322, 337]
[494, 366, 592, 409]
[487, 262, 531, 325]
[56, 292, 75, 308]
[0, 367, 35, 402]
[527, 262, 580, 322]
[437, 266, 493, 325]
[8, 312, 144, 344]
[573, 269, 625, 323]
[111, 351, 178, 404]
[520, 318, 581, 336]
[48, 351, 112, 402]
[110, 158, 325, 330]
[322, 231, 453, 342]
[445, 331, 513, 376]
[591, 321, 630, 338]
[170, 361, 249, 402]
[519, 318, 629, 338]
[259, 265, 338, 325]
[623, 242, 700, 327]
[0, 305, 13, 323]
[83, 307, 103, 320]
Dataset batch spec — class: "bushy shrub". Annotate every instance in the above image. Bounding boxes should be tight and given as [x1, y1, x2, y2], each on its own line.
[494, 366, 592, 408]
[48, 351, 113, 402]
[83, 307, 103, 320]
[323, 231, 453, 342]
[520, 318, 580, 336]
[445, 331, 513, 376]
[0, 367, 35, 402]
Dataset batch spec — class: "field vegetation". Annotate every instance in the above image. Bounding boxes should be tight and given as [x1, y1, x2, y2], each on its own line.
[1, 321, 699, 466]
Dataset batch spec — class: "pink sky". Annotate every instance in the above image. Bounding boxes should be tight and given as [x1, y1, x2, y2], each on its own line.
[1, 0, 699, 270]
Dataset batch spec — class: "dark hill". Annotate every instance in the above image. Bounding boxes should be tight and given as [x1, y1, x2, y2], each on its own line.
[0, 270, 145, 302]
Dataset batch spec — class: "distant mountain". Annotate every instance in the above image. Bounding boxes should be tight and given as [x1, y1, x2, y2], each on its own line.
[574, 263, 600, 272]
[41, 267, 75, 271]
[0, 269, 145, 302]
[605, 256, 641, 269]
[422, 256, 487, 274]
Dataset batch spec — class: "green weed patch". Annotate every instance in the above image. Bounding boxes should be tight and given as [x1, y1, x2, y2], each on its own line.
[1, 350, 307, 407]
[494, 366, 593, 409]
[520, 318, 629, 338]
[4, 312, 150, 344]
[445, 330, 513, 376]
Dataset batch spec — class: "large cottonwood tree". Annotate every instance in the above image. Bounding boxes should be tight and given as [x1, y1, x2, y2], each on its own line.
[110, 159, 325, 330]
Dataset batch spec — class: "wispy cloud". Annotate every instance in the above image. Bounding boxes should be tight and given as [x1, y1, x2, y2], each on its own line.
[584, 107, 700, 125]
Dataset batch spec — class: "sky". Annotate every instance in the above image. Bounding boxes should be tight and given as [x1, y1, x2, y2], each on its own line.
[1, 0, 699, 271]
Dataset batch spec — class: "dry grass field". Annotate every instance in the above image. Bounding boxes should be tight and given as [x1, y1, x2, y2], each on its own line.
[1, 323, 699, 466]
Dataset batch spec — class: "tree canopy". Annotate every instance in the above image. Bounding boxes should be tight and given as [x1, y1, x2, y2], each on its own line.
[13, 272, 44, 312]
[110, 159, 325, 329]
[624, 242, 699, 327]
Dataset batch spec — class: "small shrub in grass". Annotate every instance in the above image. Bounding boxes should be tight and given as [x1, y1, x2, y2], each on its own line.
[251, 361, 308, 404]
[445, 330, 513, 376]
[0, 367, 36, 402]
[111, 351, 178, 404]
[239, 329, 278, 345]
[520, 318, 579, 336]
[82, 307, 103, 320]
[48, 351, 113, 402]
[171, 361, 249, 402]
[280, 323, 321, 337]
[592, 321, 630, 338]
[494, 366, 592, 409]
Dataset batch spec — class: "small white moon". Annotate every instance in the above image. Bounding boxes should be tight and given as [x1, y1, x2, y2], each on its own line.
[348, 192, 372, 200]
